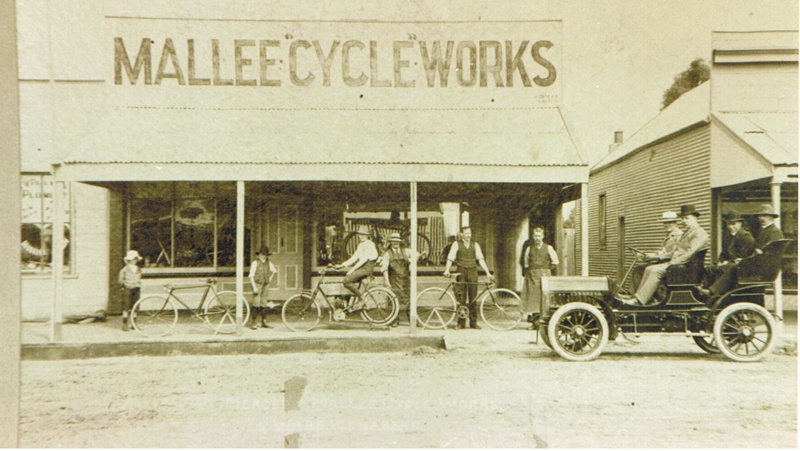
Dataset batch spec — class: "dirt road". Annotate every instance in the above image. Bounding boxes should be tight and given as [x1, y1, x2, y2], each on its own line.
[19, 331, 797, 448]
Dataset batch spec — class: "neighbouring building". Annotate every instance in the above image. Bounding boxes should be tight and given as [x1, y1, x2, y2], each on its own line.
[17, 2, 590, 328]
[587, 31, 798, 311]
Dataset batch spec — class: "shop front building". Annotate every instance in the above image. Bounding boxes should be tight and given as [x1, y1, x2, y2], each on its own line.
[17, 2, 589, 328]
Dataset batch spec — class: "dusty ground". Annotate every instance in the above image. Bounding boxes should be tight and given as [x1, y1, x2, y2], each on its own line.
[19, 330, 797, 448]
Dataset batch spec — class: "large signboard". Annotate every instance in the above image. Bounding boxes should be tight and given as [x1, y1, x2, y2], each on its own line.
[109, 19, 562, 108]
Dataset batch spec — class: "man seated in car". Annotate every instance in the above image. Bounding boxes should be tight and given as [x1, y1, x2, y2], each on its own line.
[620, 205, 709, 306]
[700, 204, 784, 297]
[631, 211, 683, 289]
[703, 212, 755, 288]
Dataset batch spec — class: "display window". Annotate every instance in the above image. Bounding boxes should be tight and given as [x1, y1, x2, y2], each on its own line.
[129, 182, 243, 270]
[21, 174, 71, 274]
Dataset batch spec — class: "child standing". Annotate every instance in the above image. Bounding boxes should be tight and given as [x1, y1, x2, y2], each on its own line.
[118, 250, 142, 331]
[248, 246, 278, 329]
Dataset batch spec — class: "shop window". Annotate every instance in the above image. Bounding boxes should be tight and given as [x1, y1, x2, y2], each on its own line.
[21, 175, 71, 274]
[130, 182, 246, 269]
[315, 208, 448, 267]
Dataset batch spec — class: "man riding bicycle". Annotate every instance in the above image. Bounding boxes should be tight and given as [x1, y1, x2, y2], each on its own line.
[334, 224, 378, 312]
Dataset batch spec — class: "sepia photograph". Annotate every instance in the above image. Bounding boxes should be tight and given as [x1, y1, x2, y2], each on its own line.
[2, 0, 798, 447]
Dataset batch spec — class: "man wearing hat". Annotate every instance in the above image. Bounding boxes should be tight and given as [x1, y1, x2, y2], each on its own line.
[620, 205, 709, 306]
[118, 250, 143, 331]
[444, 226, 494, 329]
[631, 211, 684, 289]
[335, 224, 379, 311]
[248, 246, 278, 329]
[702, 204, 784, 297]
[380, 233, 414, 326]
[704, 212, 755, 287]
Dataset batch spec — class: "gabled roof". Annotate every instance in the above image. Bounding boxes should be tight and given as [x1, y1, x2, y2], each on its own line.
[591, 82, 710, 173]
[712, 111, 798, 166]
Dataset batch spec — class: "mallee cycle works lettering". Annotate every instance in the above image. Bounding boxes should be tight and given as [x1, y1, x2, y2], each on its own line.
[114, 37, 557, 88]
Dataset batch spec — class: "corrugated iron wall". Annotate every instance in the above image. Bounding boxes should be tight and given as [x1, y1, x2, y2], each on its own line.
[588, 125, 712, 288]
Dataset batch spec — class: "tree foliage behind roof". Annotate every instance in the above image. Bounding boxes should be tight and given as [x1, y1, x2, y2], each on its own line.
[661, 58, 710, 110]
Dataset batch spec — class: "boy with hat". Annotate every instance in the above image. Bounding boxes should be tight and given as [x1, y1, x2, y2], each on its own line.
[118, 250, 143, 331]
[380, 233, 414, 326]
[620, 205, 709, 306]
[249, 246, 278, 329]
[335, 225, 379, 311]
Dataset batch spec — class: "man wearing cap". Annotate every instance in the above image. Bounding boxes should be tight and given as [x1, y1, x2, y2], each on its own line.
[631, 211, 684, 289]
[118, 250, 143, 331]
[702, 204, 784, 297]
[335, 224, 379, 311]
[381, 233, 414, 327]
[249, 246, 278, 329]
[620, 205, 709, 306]
[444, 226, 494, 329]
[704, 212, 755, 287]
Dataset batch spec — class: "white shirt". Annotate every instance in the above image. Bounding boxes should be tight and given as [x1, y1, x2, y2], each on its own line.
[342, 239, 379, 269]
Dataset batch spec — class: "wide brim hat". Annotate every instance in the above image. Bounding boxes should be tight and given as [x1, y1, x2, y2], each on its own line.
[660, 211, 679, 223]
[754, 204, 779, 217]
[258, 245, 272, 255]
[387, 232, 403, 243]
[679, 205, 701, 217]
[123, 250, 142, 262]
[356, 224, 370, 235]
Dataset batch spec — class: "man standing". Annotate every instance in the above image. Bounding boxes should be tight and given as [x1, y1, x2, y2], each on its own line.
[704, 213, 755, 287]
[632, 211, 683, 289]
[703, 204, 784, 296]
[335, 225, 378, 312]
[444, 226, 493, 329]
[620, 205, 709, 306]
[520, 227, 559, 326]
[381, 233, 413, 327]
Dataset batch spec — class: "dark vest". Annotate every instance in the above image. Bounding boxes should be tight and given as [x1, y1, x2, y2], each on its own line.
[529, 245, 552, 269]
[253, 259, 271, 284]
[455, 241, 477, 269]
[387, 248, 410, 275]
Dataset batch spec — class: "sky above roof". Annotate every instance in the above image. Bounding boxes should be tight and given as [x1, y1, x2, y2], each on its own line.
[546, 0, 798, 164]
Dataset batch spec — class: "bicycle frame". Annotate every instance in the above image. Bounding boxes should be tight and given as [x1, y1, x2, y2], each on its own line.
[309, 270, 377, 322]
[162, 279, 219, 319]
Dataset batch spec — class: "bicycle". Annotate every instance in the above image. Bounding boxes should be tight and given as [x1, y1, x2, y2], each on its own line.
[415, 274, 522, 330]
[131, 278, 251, 337]
[281, 266, 399, 332]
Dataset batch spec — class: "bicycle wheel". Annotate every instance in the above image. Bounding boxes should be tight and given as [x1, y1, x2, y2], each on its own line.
[479, 288, 523, 330]
[281, 293, 322, 332]
[131, 295, 178, 337]
[361, 287, 399, 325]
[415, 287, 457, 329]
[416, 234, 432, 265]
[343, 232, 360, 258]
[204, 291, 251, 334]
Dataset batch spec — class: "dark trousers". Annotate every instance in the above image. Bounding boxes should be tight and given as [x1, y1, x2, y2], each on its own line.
[122, 287, 140, 312]
[456, 267, 479, 324]
[710, 264, 738, 295]
[343, 262, 376, 301]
